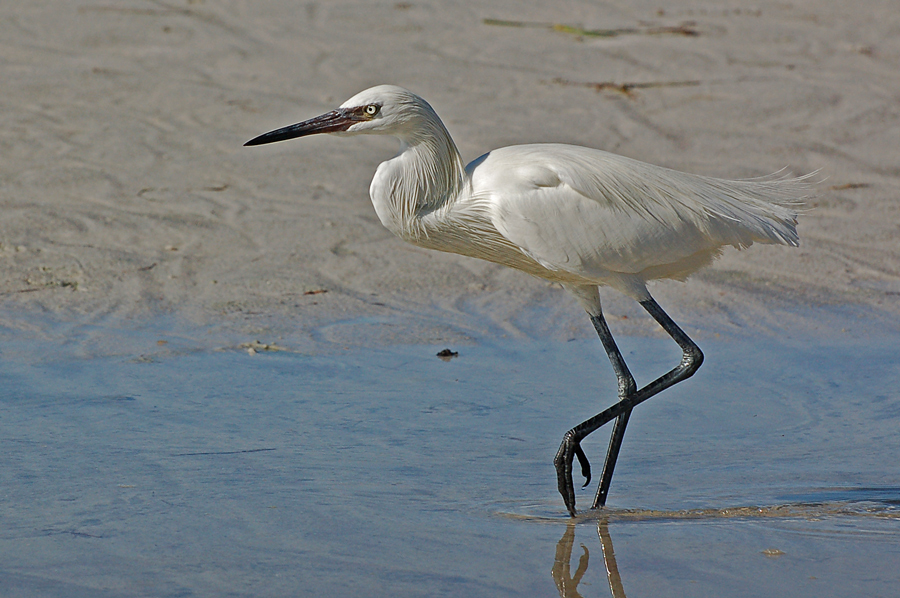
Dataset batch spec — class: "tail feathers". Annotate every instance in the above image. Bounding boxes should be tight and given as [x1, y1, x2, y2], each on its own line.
[696, 170, 816, 249]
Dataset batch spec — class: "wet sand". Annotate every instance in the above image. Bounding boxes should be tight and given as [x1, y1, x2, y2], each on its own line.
[2, 1, 900, 596]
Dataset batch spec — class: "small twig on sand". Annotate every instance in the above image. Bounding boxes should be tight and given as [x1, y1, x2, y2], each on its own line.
[484, 18, 699, 38]
[829, 183, 870, 190]
[549, 77, 701, 97]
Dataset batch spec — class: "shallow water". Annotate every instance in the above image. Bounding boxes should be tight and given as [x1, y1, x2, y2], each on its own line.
[0, 320, 898, 597]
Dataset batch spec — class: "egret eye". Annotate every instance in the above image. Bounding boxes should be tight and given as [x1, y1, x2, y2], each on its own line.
[364, 104, 379, 116]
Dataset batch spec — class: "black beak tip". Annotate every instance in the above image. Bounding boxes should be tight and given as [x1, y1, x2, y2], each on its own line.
[243, 127, 296, 148]
[244, 132, 276, 147]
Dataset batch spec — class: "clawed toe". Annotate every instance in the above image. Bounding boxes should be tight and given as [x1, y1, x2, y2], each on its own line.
[574, 444, 591, 487]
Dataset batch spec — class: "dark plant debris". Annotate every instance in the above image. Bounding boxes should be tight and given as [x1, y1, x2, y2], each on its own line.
[484, 18, 699, 38]
[436, 348, 459, 361]
[549, 77, 701, 97]
[829, 183, 871, 190]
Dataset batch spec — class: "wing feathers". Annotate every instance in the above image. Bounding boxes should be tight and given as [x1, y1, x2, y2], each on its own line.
[472, 144, 810, 284]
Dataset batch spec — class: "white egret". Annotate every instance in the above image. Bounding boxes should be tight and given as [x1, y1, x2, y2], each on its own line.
[246, 85, 810, 515]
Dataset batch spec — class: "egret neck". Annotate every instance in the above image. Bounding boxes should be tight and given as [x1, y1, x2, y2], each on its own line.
[369, 114, 467, 242]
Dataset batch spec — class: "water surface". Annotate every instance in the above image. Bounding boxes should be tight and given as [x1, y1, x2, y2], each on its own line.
[0, 320, 897, 597]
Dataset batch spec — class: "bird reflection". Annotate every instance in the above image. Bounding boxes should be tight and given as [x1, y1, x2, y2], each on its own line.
[552, 522, 589, 598]
[596, 519, 627, 598]
[552, 519, 627, 598]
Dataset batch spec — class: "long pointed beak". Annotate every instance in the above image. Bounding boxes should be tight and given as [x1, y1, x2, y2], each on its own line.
[244, 109, 355, 146]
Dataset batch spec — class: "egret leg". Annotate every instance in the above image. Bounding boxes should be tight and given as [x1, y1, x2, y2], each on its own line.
[593, 411, 631, 508]
[554, 296, 703, 516]
[585, 312, 637, 500]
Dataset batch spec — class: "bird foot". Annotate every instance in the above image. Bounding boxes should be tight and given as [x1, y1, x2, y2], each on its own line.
[554, 431, 592, 516]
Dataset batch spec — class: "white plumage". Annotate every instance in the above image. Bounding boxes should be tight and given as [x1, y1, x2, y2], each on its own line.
[334, 86, 806, 303]
[246, 85, 811, 515]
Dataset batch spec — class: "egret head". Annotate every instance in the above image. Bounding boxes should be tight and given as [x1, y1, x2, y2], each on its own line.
[244, 85, 441, 146]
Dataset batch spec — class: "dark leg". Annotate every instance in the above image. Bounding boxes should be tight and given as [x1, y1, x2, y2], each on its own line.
[593, 411, 630, 508]
[558, 309, 636, 509]
[587, 312, 637, 507]
[554, 296, 703, 516]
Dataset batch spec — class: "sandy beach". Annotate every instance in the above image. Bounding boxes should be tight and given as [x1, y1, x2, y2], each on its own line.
[1, 0, 898, 347]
